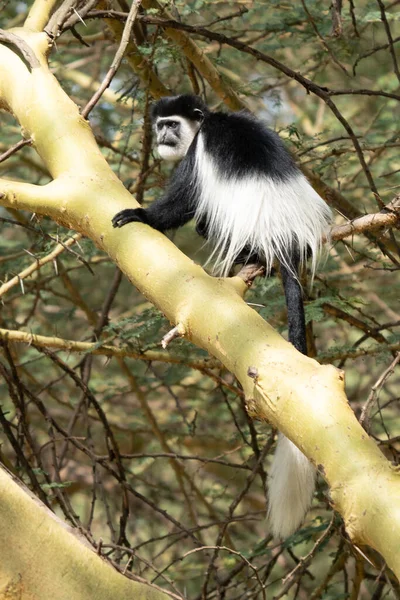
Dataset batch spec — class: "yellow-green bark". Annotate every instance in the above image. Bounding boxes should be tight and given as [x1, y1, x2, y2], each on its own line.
[0, 466, 169, 600]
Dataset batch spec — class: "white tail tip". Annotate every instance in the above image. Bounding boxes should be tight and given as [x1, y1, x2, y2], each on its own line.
[267, 434, 316, 539]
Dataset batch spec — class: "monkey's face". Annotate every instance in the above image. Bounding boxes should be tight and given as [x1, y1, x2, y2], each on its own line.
[155, 116, 201, 161]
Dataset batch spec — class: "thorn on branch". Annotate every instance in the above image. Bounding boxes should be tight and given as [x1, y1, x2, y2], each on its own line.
[18, 276, 25, 295]
[73, 8, 87, 27]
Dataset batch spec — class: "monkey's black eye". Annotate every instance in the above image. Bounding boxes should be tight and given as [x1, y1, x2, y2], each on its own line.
[156, 119, 179, 131]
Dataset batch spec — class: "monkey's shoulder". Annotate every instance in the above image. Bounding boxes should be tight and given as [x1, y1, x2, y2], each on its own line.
[200, 111, 298, 181]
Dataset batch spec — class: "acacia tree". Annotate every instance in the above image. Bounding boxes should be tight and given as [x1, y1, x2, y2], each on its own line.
[0, 1, 400, 599]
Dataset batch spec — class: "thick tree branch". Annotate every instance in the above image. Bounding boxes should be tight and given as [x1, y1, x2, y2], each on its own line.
[0, 465, 170, 600]
[24, 0, 59, 32]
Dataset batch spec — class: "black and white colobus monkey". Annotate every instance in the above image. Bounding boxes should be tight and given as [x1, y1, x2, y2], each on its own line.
[112, 95, 332, 538]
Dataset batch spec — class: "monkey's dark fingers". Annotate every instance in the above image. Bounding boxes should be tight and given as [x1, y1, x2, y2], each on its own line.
[112, 208, 147, 228]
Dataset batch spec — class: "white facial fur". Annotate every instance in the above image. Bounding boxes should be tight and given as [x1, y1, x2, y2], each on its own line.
[194, 133, 332, 277]
[156, 115, 201, 161]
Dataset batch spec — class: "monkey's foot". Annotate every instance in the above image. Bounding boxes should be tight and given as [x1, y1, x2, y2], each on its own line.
[112, 208, 147, 228]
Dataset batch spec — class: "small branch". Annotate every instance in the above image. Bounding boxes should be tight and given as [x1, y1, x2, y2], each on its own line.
[0, 139, 32, 164]
[353, 35, 400, 74]
[0, 30, 40, 70]
[96, 451, 250, 470]
[0, 216, 94, 274]
[135, 73, 154, 204]
[359, 352, 400, 429]
[320, 341, 400, 363]
[376, 0, 400, 83]
[331, 0, 343, 36]
[183, 546, 266, 600]
[274, 517, 335, 599]
[0, 401, 50, 507]
[0, 327, 218, 371]
[81, 0, 142, 119]
[329, 87, 400, 101]
[0, 233, 82, 298]
[92, 3, 170, 99]
[63, 0, 106, 31]
[301, 0, 348, 74]
[45, 0, 78, 38]
[322, 303, 389, 346]
[161, 325, 185, 349]
[236, 263, 266, 286]
[330, 195, 400, 241]
[348, 0, 360, 37]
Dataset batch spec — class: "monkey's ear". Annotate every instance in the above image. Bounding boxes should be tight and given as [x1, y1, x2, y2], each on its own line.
[193, 108, 204, 121]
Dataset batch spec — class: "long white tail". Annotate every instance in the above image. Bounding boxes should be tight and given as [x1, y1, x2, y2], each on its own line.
[267, 434, 316, 539]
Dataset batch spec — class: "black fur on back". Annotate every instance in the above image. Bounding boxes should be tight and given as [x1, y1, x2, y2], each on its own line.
[201, 111, 298, 182]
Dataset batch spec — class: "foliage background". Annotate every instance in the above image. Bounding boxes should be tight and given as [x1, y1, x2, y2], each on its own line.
[0, 0, 399, 598]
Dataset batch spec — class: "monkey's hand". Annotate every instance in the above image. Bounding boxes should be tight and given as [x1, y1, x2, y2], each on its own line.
[112, 208, 149, 229]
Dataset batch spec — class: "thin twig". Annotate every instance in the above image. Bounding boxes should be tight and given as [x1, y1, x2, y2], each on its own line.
[185, 545, 267, 600]
[359, 352, 400, 430]
[0, 233, 82, 298]
[0, 327, 219, 371]
[274, 517, 336, 599]
[81, 0, 142, 119]
[301, 0, 348, 74]
[376, 0, 400, 82]
[0, 139, 32, 163]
